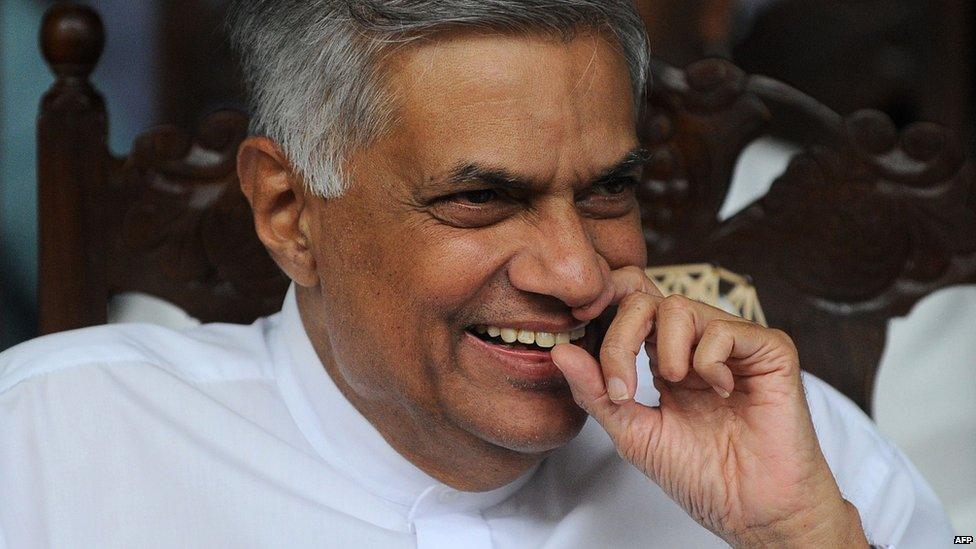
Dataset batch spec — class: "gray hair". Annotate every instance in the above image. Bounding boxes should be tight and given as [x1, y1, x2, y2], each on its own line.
[227, 1, 649, 198]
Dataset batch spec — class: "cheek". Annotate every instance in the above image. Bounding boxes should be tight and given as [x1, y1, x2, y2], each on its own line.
[404, 229, 512, 314]
[589, 213, 647, 269]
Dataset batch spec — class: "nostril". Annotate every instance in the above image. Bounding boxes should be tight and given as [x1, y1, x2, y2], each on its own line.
[506, 244, 610, 308]
[564, 256, 613, 309]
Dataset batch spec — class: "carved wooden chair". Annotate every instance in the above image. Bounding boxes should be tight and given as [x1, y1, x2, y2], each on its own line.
[37, 5, 976, 414]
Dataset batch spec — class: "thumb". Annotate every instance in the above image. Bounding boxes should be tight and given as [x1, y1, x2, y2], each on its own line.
[551, 343, 661, 452]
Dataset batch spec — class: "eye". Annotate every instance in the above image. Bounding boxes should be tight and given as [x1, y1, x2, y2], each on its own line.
[578, 176, 640, 218]
[594, 177, 639, 196]
[455, 189, 498, 205]
[428, 188, 518, 228]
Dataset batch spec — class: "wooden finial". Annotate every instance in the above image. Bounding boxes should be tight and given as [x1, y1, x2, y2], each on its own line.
[40, 3, 104, 80]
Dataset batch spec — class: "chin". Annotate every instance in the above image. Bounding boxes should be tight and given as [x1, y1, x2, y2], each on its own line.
[450, 386, 590, 455]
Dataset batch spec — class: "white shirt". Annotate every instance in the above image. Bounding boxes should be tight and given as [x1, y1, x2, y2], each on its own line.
[0, 287, 955, 548]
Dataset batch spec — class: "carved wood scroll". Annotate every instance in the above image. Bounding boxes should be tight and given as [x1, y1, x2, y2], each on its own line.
[39, 4, 287, 331]
[108, 111, 289, 324]
[641, 57, 976, 412]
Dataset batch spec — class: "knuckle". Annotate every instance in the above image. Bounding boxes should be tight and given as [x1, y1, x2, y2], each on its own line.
[659, 293, 690, 313]
[659, 295, 695, 326]
[702, 318, 728, 337]
[619, 290, 653, 310]
[644, 279, 664, 297]
[624, 265, 645, 278]
[633, 267, 663, 296]
[600, 341, 636, 364]
[767, 328, 796, 350]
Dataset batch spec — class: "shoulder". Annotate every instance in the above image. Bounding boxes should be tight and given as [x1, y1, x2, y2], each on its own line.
[0, 318, 278, 396]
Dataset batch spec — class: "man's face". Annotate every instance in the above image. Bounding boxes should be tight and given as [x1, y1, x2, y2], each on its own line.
[300, 31, 646, 460]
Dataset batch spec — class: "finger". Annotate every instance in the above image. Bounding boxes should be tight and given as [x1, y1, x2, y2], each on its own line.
[644, 341, 660, 378]
[551, 343, 610, 411]
[692, 320, 738, 398]
[551, 342, 662, 443]
[573, 266, 663, 321]
[708, 321, 799, 378]
[599, 292, 659, 403]
[655, 295, 701, 383]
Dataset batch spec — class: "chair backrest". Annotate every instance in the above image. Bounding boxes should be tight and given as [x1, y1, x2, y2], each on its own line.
[37, 4, 976, 413]
[638, 59, 976, 412]
[38, 5, 288, 332]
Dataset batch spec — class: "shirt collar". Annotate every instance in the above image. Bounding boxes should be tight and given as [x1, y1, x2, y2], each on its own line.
[270, 284, 535, 517]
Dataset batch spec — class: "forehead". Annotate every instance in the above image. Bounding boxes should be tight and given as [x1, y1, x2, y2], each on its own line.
[379, 31, 638, 185]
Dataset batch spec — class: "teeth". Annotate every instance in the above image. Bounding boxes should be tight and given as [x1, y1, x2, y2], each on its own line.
[475, 324, 587, 347]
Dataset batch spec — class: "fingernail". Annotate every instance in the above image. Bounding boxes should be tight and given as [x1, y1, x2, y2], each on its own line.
[713, 386, 731, 399]
[607, 377, 630, 402]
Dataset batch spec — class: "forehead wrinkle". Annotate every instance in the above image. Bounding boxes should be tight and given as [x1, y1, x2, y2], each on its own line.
[382, 31, 635, 192]
[452, 94, 524, 111]
[379, 36, 463, 126]
[405, 32, 588, 110]
[569, 40, 600, 98]
[394, 40, 445, 99]
[557, 36, 633, 183]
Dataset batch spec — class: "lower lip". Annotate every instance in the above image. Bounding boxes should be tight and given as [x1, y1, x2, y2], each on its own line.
[464, 331, 566, 379]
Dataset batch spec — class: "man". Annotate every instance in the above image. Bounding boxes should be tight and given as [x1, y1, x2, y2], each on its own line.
[0, 1, 954, 547]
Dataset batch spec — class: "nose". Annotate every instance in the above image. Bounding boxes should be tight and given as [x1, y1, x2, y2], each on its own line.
[506, 202, 610, 308]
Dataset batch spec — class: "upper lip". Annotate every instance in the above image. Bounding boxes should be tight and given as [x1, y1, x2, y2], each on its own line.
[470, 320, 590, 333]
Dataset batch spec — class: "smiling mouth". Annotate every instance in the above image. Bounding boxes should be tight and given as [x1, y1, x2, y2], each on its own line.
[465, 324, 587, 352]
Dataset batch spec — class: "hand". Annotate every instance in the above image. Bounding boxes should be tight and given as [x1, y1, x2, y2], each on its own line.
[551, 266, 869, 548]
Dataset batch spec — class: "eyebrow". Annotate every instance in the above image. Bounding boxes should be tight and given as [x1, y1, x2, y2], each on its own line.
[442, 146, 652, 191]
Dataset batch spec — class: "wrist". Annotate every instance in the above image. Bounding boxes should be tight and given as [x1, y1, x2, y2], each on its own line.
[734, 497, 868, 548]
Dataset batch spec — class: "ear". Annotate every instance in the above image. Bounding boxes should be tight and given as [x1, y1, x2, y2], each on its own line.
[237, 136, 318, 287]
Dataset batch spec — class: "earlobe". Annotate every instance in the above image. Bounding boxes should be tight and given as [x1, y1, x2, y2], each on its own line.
[237, 136, 318, 287]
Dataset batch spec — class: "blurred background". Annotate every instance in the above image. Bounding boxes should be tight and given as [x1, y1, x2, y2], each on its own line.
[1, 0, 974, 534]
